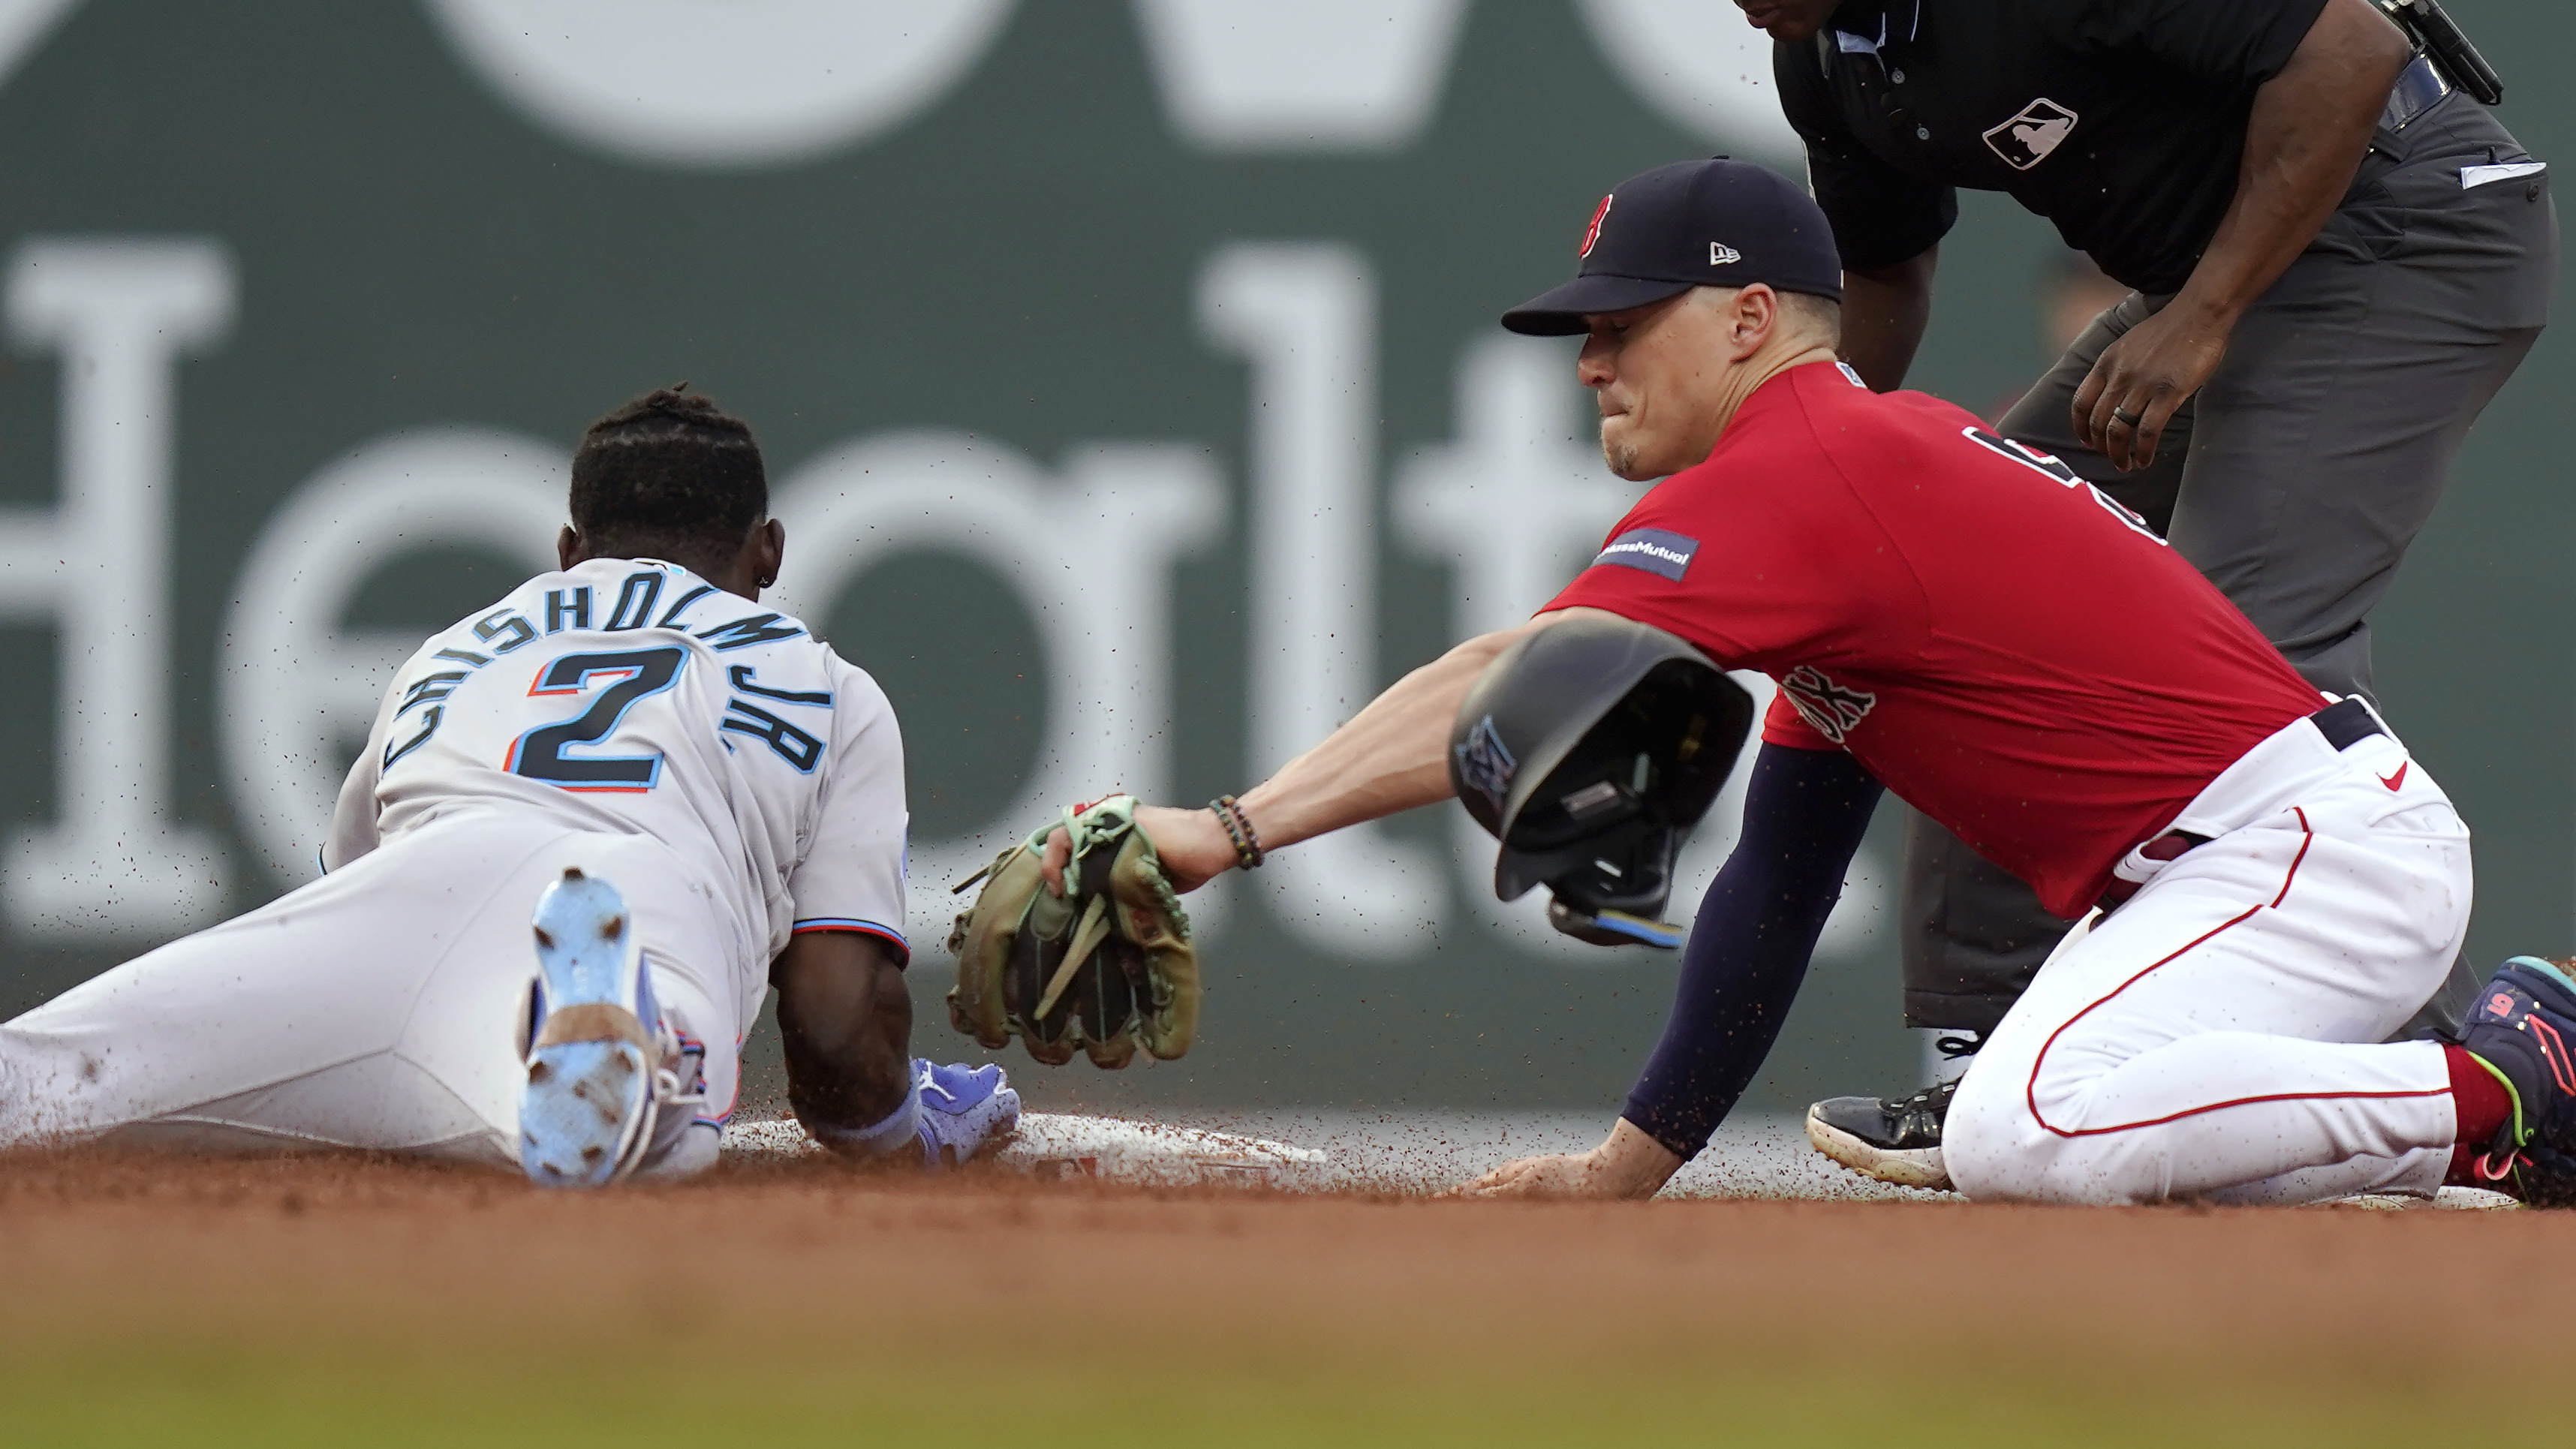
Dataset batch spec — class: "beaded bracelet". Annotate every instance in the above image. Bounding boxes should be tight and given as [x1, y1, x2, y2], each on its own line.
[1209, 795, 1265, 870]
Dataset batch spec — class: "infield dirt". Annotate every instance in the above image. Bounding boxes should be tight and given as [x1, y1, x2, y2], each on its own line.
[0, 1141, 2547, 1447]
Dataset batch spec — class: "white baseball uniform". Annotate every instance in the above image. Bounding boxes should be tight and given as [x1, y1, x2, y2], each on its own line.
[0, 557, 907, 1176]
[1943, 709, 2473, 1204]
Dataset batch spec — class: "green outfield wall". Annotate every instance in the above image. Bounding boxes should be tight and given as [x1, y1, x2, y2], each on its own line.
[0, 0, 2564, 1115]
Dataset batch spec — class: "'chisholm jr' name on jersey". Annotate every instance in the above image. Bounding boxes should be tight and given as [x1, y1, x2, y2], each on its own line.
[322, 557, 908, 986]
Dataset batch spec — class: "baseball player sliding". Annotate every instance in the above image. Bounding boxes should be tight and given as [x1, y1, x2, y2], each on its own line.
[1038, 159, 2574, 1207]
[0, 388, 1019, 1186]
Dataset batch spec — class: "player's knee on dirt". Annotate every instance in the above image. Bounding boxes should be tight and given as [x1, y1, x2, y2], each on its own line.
[772, 930, 913, 1141]
[1937, 1065, 2015, 1199]
[1946, 1050, 2183, 1205]
[1938, 1059, 2105, 1203]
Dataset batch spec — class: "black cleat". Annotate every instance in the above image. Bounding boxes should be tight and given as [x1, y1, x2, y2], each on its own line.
[1806, 1078, 1958, 1192]
[2456, 956, 2576, 1207]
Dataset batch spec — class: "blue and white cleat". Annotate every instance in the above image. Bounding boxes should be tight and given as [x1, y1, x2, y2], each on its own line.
[519, 868, 664, 1189]
[914, 1059, 1021, 1168]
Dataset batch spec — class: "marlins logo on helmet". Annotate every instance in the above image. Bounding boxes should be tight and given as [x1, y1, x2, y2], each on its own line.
[1452, 714, 1518, 816]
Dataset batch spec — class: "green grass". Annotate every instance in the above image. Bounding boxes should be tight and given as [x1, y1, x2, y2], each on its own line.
[0, 1333, 2511, 1448]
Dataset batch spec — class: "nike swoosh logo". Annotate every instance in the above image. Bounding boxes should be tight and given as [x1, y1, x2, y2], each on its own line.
[2379, 760, 2409, 792]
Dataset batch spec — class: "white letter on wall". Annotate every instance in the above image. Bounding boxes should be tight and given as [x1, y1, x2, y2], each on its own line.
[1199, 243, 1442, 957]
[1133, 0, 1469, 152]
[769, 432, 1222, 951]
[1572, 0, 1804, 158]
[426, 0, 1017, 169]
[221, 429, 567, 884]
[1395, 335, 1634, 957]
[1, 239, 233, 939]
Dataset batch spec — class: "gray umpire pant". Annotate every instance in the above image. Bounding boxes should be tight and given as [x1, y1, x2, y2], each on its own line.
[1903, 92, 2556, 1042]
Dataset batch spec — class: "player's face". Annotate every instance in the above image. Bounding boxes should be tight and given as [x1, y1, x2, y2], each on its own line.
[1732, 0, 1837, 43]
[1577, 291, 1731, 482]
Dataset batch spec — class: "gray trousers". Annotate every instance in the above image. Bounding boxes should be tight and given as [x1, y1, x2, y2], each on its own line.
[1902, 94, 2556, 1039]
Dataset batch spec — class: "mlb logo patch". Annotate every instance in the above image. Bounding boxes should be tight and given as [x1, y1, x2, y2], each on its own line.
[1590, 527, 1698, 582]
[1982, 98, 2077, 170]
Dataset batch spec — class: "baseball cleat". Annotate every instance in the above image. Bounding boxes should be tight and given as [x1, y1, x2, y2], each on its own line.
[519, 868, 664, 1189]
[2456, 956, 2576, 1207]
[913, 1058, 1021, 1168]
[1805, 1078, 1958, 1192]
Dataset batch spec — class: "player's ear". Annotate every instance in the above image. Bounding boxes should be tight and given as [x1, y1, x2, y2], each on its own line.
[1732, 284, 1779, 361]
[752, 517, 785, 593]
[556, 525, 583, 571]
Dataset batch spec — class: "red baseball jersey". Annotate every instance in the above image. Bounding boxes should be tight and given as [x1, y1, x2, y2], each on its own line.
[1545, 360, 2325, 918]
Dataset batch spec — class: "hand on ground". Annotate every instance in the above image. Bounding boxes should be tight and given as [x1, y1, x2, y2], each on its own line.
[1458, 1152, 1627, 1200]
[1454, 1120, 1685, 1201]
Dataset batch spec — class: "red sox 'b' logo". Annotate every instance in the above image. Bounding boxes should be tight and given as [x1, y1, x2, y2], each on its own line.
[1578, 194, 1612, 257]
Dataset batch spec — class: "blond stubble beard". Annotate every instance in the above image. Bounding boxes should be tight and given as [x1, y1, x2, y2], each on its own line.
[1600, 426, 1643, 481]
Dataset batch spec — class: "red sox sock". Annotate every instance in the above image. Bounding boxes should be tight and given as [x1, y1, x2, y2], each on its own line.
[2444, 1044, 2514, 1186]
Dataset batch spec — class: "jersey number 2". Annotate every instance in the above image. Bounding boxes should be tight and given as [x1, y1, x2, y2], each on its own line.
[508, 647, 685, 792]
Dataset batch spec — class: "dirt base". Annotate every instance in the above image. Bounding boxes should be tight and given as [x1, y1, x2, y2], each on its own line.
[2, 1144, 2554, 1447]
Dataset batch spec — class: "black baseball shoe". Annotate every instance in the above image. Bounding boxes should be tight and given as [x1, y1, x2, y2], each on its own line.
[1805, 1077, 1958, 1192]
[2455, 955, 2576, 1207]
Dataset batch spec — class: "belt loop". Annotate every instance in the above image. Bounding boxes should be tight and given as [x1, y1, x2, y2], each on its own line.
[2309, 696, 2389, 752]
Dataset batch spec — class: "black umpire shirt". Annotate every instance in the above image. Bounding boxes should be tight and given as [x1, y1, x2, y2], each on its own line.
[1777, 0, 2329, 294]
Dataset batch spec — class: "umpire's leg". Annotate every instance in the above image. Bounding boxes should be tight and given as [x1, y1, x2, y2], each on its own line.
[1895, 295, 2187, 1036]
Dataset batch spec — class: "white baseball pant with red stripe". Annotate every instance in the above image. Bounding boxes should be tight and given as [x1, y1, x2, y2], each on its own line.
[1944, 711, 2472, 1205]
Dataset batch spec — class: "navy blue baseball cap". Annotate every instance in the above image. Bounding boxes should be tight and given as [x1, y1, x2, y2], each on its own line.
[1501, 158, 1843, 336]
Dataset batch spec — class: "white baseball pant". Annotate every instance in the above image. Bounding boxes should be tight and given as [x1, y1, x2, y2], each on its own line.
[0, 808, 745, 1176]
[1945, 711, 2472, 1205]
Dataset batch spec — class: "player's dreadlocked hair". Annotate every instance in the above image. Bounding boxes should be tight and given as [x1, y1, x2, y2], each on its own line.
[569, 384, 768, 579]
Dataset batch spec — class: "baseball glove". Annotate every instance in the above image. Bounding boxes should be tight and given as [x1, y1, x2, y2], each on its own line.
[945, 795, 1199, 1068]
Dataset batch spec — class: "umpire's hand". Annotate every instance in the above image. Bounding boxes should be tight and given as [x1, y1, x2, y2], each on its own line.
[2071, 299, 2231, 472]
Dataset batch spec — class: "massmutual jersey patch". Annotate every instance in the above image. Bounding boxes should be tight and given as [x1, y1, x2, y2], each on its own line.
[1780, 665, 1876, 743]
[1591, 527, 1698, 582]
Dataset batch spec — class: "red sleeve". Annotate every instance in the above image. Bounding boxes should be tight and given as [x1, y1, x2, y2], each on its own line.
[1761, 690, 1841, 752]
[1541, 513, 1789, 667]
[1540, 383, 1920, 705]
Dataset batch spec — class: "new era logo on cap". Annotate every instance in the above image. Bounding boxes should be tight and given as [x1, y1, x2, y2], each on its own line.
[1578, 194, 1612, 258]
[1708, 243, 1740, 265]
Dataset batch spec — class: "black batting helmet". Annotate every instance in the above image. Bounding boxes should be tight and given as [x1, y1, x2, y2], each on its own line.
[1449, 614, 1753, 947]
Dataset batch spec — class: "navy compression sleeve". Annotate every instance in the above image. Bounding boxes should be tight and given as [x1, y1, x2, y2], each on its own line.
[1621, 743, 1884, 1159]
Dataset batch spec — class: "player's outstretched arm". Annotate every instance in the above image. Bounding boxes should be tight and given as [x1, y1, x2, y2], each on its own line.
[1046, 607, 1630, 894]
[772, 930, 914, 1153]
[1460, 743, 1884, 1200]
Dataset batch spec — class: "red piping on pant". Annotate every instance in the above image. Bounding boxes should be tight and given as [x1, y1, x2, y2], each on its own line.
[2024, 807, 2451, 1140]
